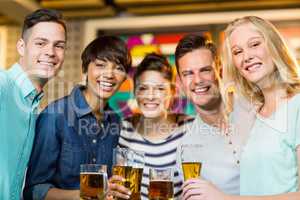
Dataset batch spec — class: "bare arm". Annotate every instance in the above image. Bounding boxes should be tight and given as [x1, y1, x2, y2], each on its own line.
[45, 188, 80, 200]
[225, 193, 299, 200]
[298, 146, 300, 190]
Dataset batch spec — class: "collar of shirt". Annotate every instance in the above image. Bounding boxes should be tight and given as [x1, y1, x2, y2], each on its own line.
[7, 63, 44, 102]
[70, 84, 112, 122]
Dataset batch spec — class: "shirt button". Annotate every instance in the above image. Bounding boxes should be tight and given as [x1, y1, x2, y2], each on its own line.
[93, 158, 96, 163]
[92, 139, 97, 144]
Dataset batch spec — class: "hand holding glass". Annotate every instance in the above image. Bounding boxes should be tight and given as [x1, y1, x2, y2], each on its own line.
[112, 147, 144, 200]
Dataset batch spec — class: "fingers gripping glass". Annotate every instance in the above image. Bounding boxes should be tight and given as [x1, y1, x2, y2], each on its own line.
[112, 147, 145, 200]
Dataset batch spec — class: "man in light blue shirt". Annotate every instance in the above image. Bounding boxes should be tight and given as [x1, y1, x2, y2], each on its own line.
[0, 9, 67, 199]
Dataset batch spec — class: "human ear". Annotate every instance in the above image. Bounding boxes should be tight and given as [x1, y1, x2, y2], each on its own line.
[16, 38, 25, 57]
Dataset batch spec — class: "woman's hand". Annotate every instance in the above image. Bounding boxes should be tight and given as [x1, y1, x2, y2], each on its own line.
[182, 178, 228, 200]
[106, 175, 131, 199]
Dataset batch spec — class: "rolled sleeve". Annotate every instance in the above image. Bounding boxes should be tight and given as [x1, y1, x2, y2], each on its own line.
[23, 107, 60, 200]
[26, 183, 55, 200]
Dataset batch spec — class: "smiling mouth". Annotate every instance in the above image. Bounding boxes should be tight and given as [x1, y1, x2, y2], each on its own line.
[97, 81, 116, 91]
[193, 86, 210, 94]
[245, 63, 261, 72]
[143, 102, 159, 109]
[38, 61, 56, 68]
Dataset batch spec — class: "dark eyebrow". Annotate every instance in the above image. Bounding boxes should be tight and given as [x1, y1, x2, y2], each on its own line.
[200, 65, 213, 71]
[33, 37, 48, 41]
[155, 84, 167, 87]
[33, 37, 66, 44]
[181, 69, 193, 74]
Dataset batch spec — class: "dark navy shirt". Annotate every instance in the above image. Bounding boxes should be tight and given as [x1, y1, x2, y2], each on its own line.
[23, 85, 120, 200]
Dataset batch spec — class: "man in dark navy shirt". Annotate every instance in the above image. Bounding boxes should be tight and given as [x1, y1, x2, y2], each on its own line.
[23, 36, 132, 200]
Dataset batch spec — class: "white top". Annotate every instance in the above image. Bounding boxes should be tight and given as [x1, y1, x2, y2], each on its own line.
[177, 110, 247, 195]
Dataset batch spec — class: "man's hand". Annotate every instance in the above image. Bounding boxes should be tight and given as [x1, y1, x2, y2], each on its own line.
[182, 178, 227, 200]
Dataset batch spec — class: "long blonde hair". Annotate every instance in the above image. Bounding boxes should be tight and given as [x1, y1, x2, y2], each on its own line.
[222, 16, 300, 105]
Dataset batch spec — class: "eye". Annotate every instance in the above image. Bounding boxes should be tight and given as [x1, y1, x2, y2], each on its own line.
[201, 67, 212, 72]
[55, 44, 65, 50]
[157, 86, 166, 91]
[96, 63, 105, 68]
[137, 85, 147, 91]
[116, 65, 125, 72]
[250, 41, 261, 48]
[35, 41, 45, 47]
[232, 49, 242, 56]
[182, 71, 193, 77]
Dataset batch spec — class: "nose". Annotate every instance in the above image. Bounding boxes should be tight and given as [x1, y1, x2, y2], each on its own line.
[145, 87, 156, 100]
[193, 72, 204, 85]
[45, 45, 55, 57]
[243, 49, 254, 63]
[103, 65, 115, 79]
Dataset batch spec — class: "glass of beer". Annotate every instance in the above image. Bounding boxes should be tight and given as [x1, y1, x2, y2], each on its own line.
[148, 168, 174, 200]
[80, 164, 108, 200]
[112, 147, 133, 199]
[180, 144, 202, 181]
[130, 150, 145, 200]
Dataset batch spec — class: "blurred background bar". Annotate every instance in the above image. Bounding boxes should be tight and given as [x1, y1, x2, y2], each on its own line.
[0, 0, 300, 115]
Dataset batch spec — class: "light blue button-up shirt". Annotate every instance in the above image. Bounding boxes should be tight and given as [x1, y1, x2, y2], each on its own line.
[0, 63, 43, 200]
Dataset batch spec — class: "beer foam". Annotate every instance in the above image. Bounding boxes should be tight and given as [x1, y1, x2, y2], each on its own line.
[80, 172, 107, 175]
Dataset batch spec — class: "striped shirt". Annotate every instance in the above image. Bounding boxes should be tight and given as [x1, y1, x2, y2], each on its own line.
[118, 115, 194, 200]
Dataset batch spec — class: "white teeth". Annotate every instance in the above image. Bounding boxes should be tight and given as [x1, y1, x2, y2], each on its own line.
[246, 64, 260, 72]
[194, 87, 209, 93]
[39, 61, 54, 67]
[144, 103, 158, 108]
[99, 82, 113, 87]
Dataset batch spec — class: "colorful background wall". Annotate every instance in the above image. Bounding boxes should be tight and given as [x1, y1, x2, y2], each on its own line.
[106, 32, 211, 118]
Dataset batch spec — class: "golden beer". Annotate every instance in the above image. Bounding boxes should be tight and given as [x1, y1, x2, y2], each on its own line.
[182, 162, 202, 181]
[80, 172, 107, 200]
[148, 180, 174, 200]
[130, 168, 143, 200]
[112, 165, 132, 188]
[113, 165, 132, 200]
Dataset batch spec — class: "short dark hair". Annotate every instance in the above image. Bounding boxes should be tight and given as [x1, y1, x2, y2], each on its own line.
[22, 9, 67, 39]
[81, 35, 132, 73]
[175, 34, 217, 74]
[134, 53, 173, 90]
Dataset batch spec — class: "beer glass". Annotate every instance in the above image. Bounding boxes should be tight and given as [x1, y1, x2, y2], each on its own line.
[180, 144, 202, 181]
[112, 147, 133, 199]
[148, 168, 174, 200]
[80, 164, 108, 200]
[130, 150, 145, 200]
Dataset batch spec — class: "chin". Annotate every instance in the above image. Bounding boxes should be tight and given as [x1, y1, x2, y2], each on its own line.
[96, 93, 112, 100]
[141, 111, 162, 119]
[36, 74, 54, 80]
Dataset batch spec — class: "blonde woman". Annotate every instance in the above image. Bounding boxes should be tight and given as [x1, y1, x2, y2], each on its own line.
[182, 16, 300, 200]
